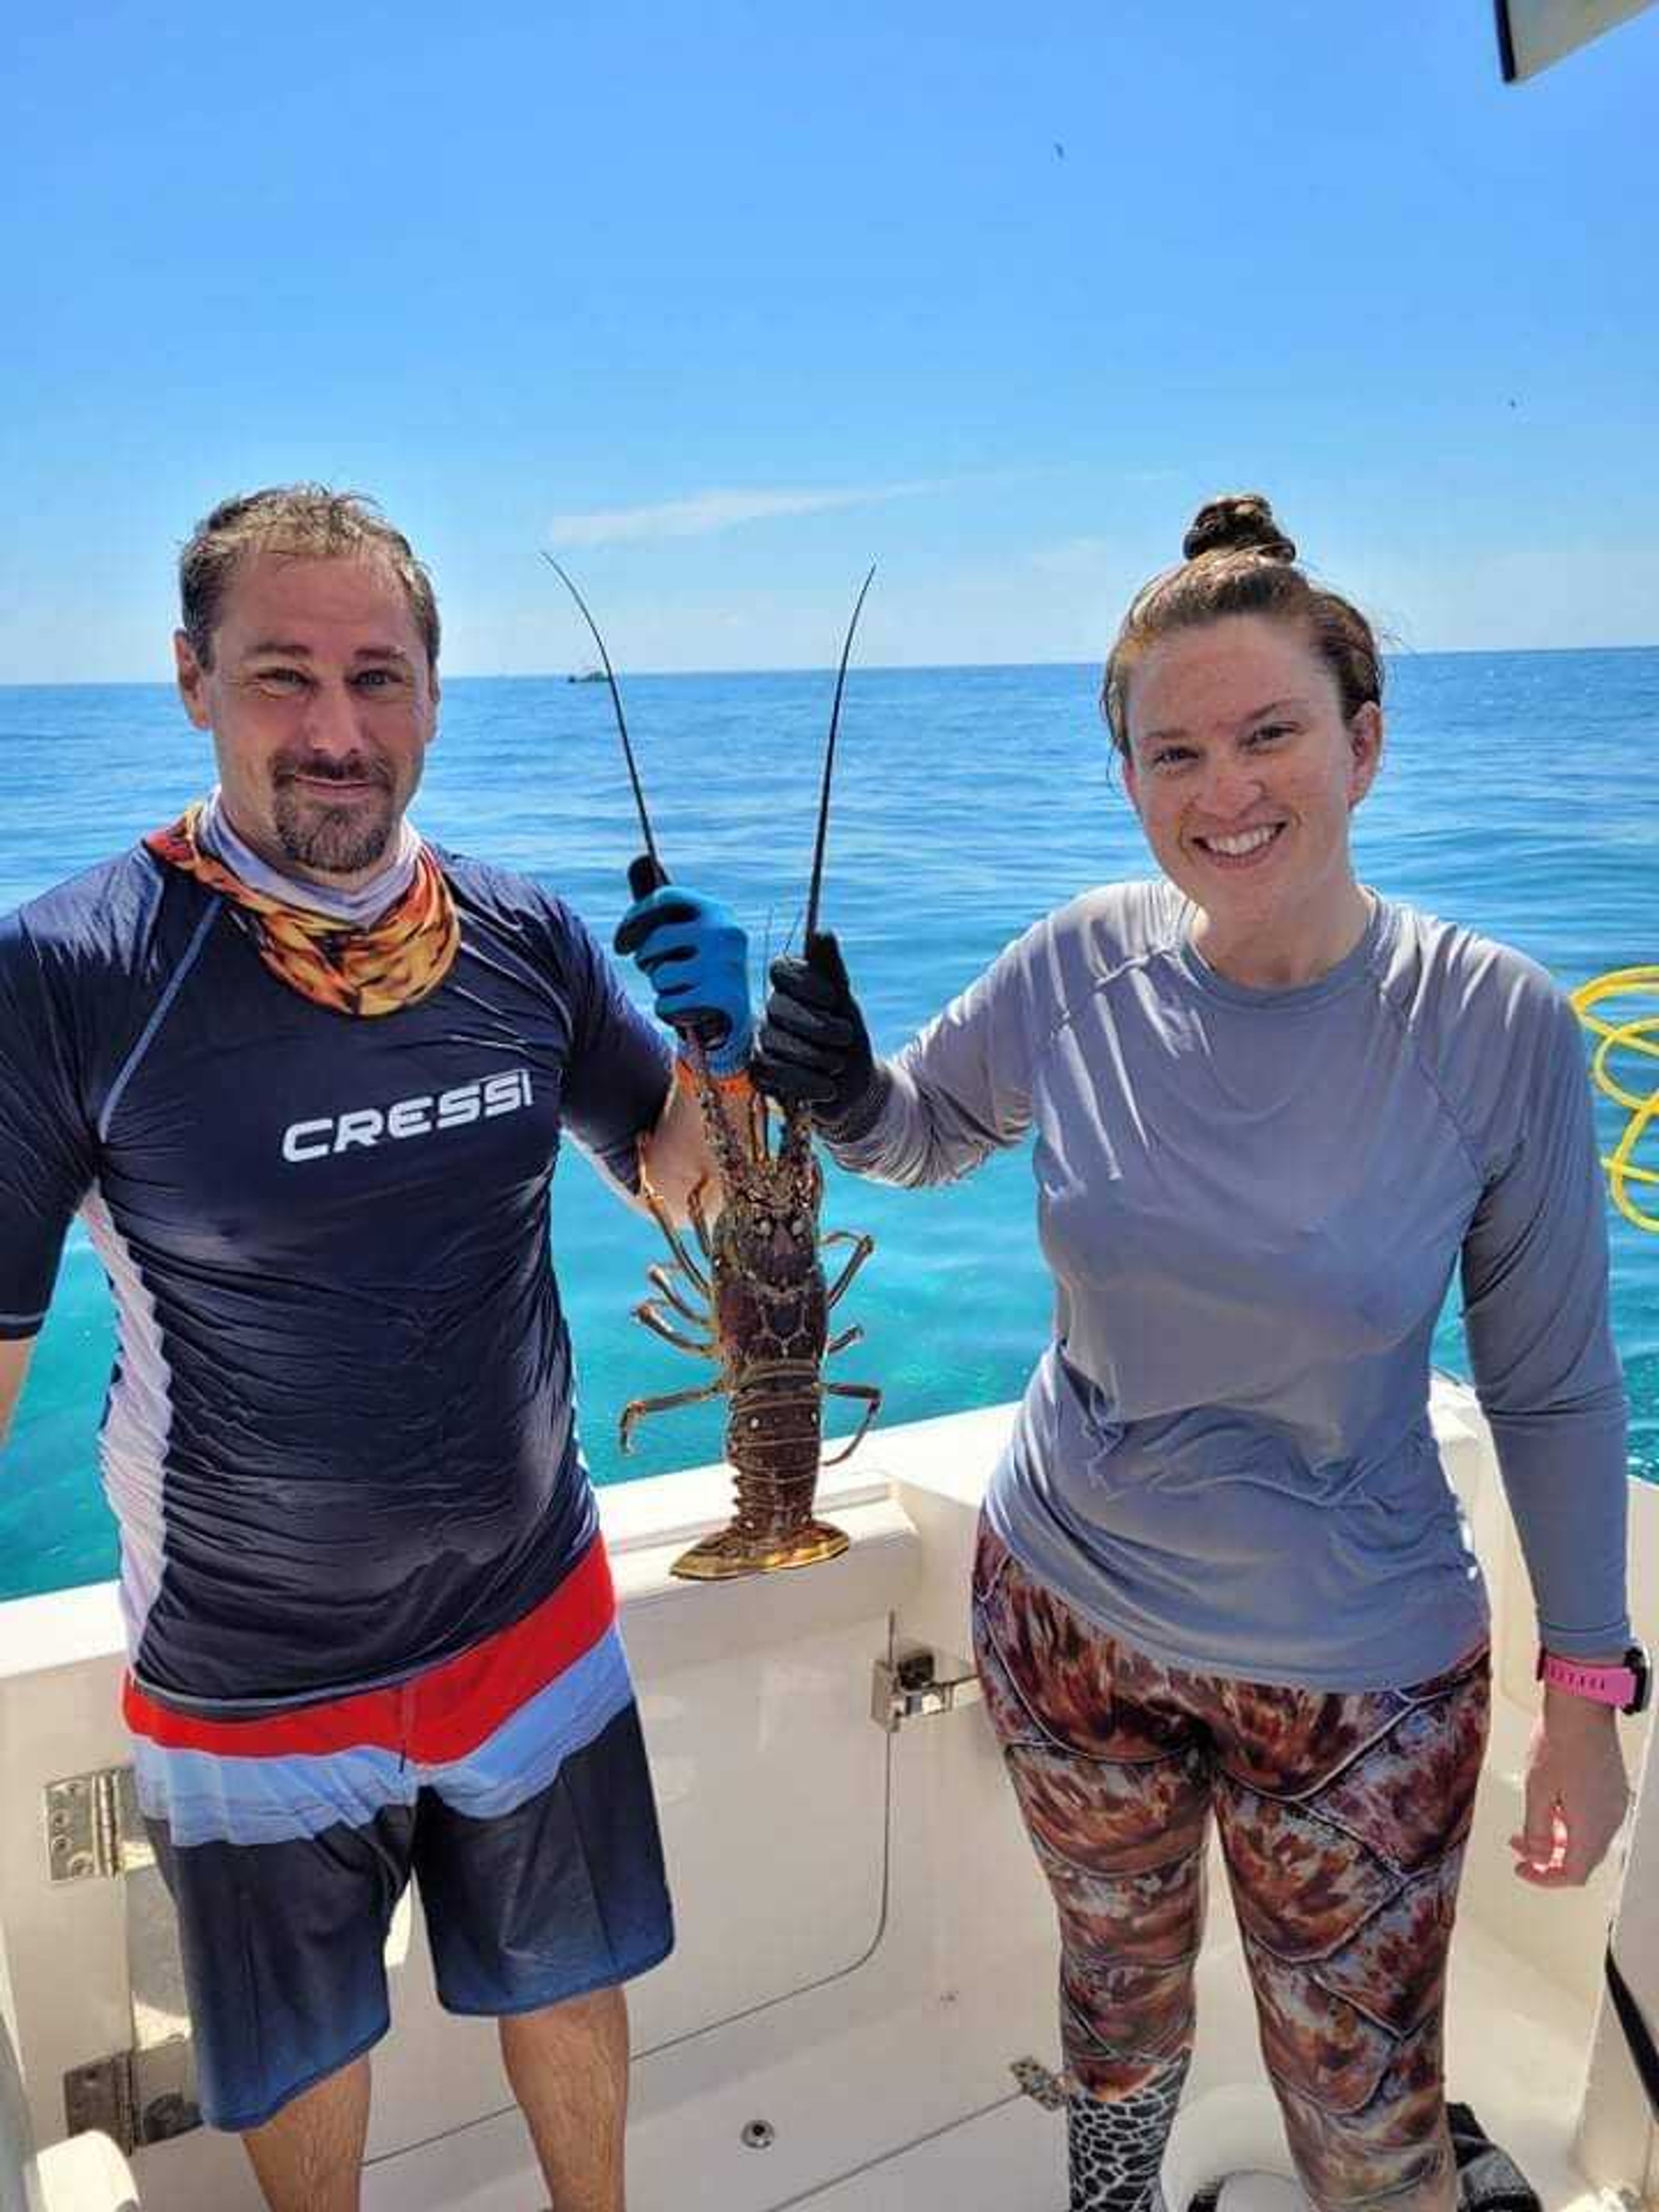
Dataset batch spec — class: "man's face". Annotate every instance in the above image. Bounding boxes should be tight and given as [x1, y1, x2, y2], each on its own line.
[174, 551, 439, 887]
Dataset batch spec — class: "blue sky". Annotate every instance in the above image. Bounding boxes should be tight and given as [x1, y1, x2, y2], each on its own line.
[2, 1, 1655, 679]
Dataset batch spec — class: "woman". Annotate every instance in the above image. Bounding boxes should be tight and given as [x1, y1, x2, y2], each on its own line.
[750, 498, 1640, 2212]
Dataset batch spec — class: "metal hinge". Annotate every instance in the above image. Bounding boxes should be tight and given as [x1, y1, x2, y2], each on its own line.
[44, 1767, 153, 1884]
[871, 1645, 983, 1732]
[48, 1764, 200, 2152]
[64, 2039, 199, 2154]
[1010, 2055, 1072, 2110]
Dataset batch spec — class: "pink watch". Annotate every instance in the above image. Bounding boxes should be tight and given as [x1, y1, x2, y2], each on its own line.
[1536, 1644, 1650, 1715]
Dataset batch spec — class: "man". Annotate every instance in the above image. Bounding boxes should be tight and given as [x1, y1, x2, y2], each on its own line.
[0, 487, 752, 2212]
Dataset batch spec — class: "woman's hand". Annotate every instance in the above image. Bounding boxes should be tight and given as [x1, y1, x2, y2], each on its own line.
[752, 931, 884, 1136]
[1510, 1689, 1632, 1886]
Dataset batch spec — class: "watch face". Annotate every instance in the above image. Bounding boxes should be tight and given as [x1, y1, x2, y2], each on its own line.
[1627, 1645, 1652, 1716]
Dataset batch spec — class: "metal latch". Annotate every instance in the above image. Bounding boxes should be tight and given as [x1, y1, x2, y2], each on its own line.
[871, 1645, 982, 1732]
[44, 1768, 153, 1884]
[1011, 2055, 1072, 2110]
[64, 2040, 199, 2153]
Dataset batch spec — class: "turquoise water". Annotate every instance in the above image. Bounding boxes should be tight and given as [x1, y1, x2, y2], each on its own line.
[1, 651, 1655, 1603]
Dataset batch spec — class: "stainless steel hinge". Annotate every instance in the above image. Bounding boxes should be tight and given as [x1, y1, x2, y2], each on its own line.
[64, 2039, 198, 2154]
[1010, 2055, 1071, 2110]
[871, 1646, 982, 1732]
[44, 1767, 153, 1883]
[48, 1765, 199, 2151]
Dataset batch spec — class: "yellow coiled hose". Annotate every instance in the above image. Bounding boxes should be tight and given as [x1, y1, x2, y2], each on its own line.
[1573, 966, 1659, 1234]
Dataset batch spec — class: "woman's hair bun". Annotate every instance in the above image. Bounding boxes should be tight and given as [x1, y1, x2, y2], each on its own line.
[1182, 494, 1296, 566]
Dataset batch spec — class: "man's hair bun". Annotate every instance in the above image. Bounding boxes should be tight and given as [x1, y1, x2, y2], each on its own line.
[1182, 494, 1296, 566]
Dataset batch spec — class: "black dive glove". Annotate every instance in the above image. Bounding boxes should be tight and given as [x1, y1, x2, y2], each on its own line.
[752, 930, 888, 1140]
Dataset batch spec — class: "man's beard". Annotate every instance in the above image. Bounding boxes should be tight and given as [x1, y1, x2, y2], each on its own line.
[271, 760, 398, 876]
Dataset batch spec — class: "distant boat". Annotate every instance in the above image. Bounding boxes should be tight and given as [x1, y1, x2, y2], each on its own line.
[566, 668, 609, 685]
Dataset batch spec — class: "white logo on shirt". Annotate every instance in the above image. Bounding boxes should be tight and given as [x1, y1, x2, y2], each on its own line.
[281, 1068, 534, 1163]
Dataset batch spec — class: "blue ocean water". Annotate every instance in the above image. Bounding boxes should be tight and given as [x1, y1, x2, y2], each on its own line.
[1, 651, 1655, 1604]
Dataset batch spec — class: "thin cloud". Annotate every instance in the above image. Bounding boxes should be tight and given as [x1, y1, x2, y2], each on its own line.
[545, 480, 940, 549]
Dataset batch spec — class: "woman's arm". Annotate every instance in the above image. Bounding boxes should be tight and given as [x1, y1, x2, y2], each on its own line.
[756, 925, 1040, 1189]
[1460, 975, 1635, 1885]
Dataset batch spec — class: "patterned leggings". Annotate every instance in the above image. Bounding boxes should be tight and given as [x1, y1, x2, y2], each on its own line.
[970, 1523, 1490, 2212]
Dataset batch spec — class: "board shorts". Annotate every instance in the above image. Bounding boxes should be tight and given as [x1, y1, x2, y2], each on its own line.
[971, 1519, 1490, 2206]
[126, 1536, 674, 2133]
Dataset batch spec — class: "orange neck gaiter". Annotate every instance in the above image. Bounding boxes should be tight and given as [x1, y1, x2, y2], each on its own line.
[145, 801, 460, 1018]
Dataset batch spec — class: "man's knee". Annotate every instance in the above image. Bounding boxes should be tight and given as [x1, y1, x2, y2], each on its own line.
[498, 1980, 630, 2102]
[501, 1981, 628, 2044]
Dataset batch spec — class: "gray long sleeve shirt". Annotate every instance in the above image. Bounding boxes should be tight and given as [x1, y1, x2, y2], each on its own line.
[831, 882, 1630, 1689]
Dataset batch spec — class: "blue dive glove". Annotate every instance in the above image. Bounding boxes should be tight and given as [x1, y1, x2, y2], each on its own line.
[613, 884, 754, 1077]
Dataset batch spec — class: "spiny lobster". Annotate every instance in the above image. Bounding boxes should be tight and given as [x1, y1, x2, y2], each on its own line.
[546, 557, 882, 1580]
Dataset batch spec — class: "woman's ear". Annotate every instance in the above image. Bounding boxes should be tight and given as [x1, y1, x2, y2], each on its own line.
[1348, 702, 1383, 806]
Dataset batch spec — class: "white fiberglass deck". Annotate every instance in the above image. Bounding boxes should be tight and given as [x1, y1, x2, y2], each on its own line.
[2, 1381, 1656, 2211]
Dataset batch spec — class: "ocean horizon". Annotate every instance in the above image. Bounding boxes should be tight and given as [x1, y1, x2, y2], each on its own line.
[6, 640, 1657, 692]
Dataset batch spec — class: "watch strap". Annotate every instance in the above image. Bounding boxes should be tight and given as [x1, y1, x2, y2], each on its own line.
[1537, 1646, 1649, 1714]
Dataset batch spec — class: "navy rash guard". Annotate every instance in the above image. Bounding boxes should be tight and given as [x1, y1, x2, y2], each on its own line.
[0, 845, 671, 1711]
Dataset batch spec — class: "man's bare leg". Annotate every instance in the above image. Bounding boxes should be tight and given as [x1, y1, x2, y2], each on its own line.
[242, 2054, 371, 2212]
[500, 1984, 629, 2212]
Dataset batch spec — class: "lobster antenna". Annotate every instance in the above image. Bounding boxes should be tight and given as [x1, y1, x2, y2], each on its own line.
[541, 552, 661, 874]
[804, 563, 876, 943]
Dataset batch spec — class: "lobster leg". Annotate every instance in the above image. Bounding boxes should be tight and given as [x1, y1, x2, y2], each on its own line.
[686, 1180, 718, 1264]
[646, 1264, 709, 1328]
[620, 1379, 725, 1454]
[633, 1303, 716, 1357]
[822, 1230, 875, 1309]
[826, 1323, 863, 1356]
[644, 1188, 712, 1296]
[820, 1381, 881, 1466]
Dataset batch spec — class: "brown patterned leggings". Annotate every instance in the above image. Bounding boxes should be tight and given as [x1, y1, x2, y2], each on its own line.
[970, 1522, 1490, 2210]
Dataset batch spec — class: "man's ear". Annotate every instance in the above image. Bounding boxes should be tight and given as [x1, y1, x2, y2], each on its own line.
[175, 630, 213, 731]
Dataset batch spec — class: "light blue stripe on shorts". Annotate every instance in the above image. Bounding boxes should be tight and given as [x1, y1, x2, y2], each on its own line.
[133, 1626, 633, 1847]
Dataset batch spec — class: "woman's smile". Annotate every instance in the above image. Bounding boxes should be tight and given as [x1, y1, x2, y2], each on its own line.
[1189, 820, 1287, 866]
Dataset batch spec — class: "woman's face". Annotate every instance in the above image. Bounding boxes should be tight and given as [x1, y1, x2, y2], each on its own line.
[1121, 613, 1382, 956]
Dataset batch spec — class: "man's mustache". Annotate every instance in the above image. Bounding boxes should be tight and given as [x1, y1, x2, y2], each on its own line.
[273, 755, 395, 791]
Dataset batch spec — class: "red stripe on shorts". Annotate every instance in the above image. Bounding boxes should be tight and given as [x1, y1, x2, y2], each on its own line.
[123, 1536, 617, 1761]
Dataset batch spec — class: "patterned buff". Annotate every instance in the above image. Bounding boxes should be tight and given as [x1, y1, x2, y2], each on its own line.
[145, 801, 460, 1018]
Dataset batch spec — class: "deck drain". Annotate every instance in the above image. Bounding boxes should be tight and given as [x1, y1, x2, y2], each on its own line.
[741, 2120, 776, 2150]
